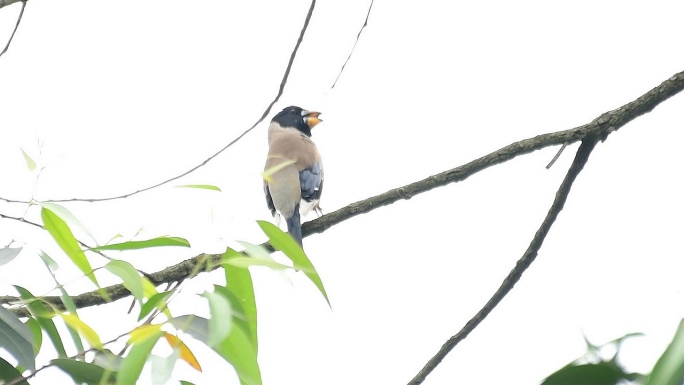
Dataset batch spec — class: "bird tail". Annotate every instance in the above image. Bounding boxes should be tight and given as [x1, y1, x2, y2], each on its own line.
[286, 207, 303, 247]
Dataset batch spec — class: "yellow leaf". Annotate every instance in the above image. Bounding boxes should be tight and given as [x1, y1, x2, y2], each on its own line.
[262, 157, 296, 183]
[164, 333, 202, 372]
[59, 313, 103, 349]
[129, 324, 163, 345]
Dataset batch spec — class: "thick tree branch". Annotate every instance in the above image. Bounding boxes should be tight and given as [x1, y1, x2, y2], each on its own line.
[407, 138, 599, 385]
[2, 70, 683, 318]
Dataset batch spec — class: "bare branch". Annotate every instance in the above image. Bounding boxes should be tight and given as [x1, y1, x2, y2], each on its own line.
[28, 0, 318, 204]
[3, 70, 683, 319]
[330, 0, 374, 89]
[0, 0, 23, 10]
[0, 0, 27, 58]
[407, 138, 598, 385]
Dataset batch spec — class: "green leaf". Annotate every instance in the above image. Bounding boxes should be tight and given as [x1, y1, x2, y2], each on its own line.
[138, 291, 171, 321]
[93, 349, 124, 372]
[223, 256, 293, 270]
[214, 323, 262, 385]
[37, 250, 59, 273]
[201, 291, 232, 347]
[20, 148, 36, 171]
[40, 203, 98, 246]
[41, 206, 99, 289]
[105, 260, 144, 300]
[150, 350, 179, 385]
[542, 362, 625, 385]
[24, 318, 42, 355]
[222, 248, 258, 351]
[53, 358, 116, 384]
[0, 356, 28, 384]
[0, 247, 22, 266]
[262, 158, 296, 183]
[169, 316, 209, 342]
[14, 286, 67, 357]
[171, 316, 261, 385]
[257, 220, 330, 307]
[645, 319, 684, 385]
[118, 325, 163, 385]
[211, 285, 251, 347]
[58, 313, 103, 350]
[0, 306, 36, 371]
[175, 184, 222, 192]
[93, 236, 190, 251]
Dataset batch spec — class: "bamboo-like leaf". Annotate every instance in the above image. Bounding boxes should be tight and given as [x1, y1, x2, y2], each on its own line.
[175, 184, 222, 192]
[53, 358, 116, 384]
[261, 158, 296, 182]
[38, 250, 59, 273]
[257, 220, 330, 307]
[24, 318, 42, 355]
[0, 306, 35, 371]
[171, 315, 261, 385]
[58, 313, 102, 350]
[164, 333, 202, 372]
[20, 148, 36, 171]
[41, 206, 99, 289]
[14, 286, 67, 357]
[40, 203, 98, 246]
[105, 260, 144, 300]
[222, 256, 293, 270]
[214, 323, 262, 385]
[0, 247, 22, 266]
[0, 356, 28, 384]
[201, 291, 232, 347]
[93, 236, 190, 251]
[118, 325, 163, 385]
[222, 248, 258, 350]
[138, 291, 171, 321]
[150, 350, 179, 385]
[169, 315, 208, 342]
[645, 319, 684, 385]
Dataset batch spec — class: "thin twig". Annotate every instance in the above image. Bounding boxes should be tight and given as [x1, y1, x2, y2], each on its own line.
[0, 0, 27, 57]
[330, 0, 374, 89]
[407, 138, 598, 385]
[32, 0, 318, 204]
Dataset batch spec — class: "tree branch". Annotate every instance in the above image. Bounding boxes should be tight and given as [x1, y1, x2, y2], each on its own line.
[407, 137, 599, 385]
[0, 0, 23, 10]
[0, 0, 26, 58]
[330, 0, 374, 89]
[2, 70, 683, 318]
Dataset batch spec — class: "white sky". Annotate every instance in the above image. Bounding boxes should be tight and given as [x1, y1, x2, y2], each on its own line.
[1, 1, 684, 384]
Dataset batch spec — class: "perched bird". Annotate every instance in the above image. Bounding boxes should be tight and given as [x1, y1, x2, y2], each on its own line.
[263, 106, 323, 246]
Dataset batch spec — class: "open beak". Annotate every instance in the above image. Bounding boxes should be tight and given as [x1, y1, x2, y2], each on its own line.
[303, 110, 323, 129]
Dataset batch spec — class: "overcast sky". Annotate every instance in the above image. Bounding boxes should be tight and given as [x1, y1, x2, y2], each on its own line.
[1, 1, 684, 384]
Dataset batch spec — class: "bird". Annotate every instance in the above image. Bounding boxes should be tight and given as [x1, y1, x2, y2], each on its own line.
[263, 106, 323, 247]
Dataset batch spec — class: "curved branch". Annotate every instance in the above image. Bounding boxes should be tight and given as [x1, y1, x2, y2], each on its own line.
[0, 0, 26, 57]
[3, 70, 683, 318]
[407, 138, 598, 385]
[0, 0, 317, 204]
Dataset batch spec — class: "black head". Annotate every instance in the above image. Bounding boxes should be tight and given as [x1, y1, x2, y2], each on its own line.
[271, 106, 322, 137]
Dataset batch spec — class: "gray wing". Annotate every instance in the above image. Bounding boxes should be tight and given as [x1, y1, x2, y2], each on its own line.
[299, 162, 323, 203]
[264, 183, 276, 216]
